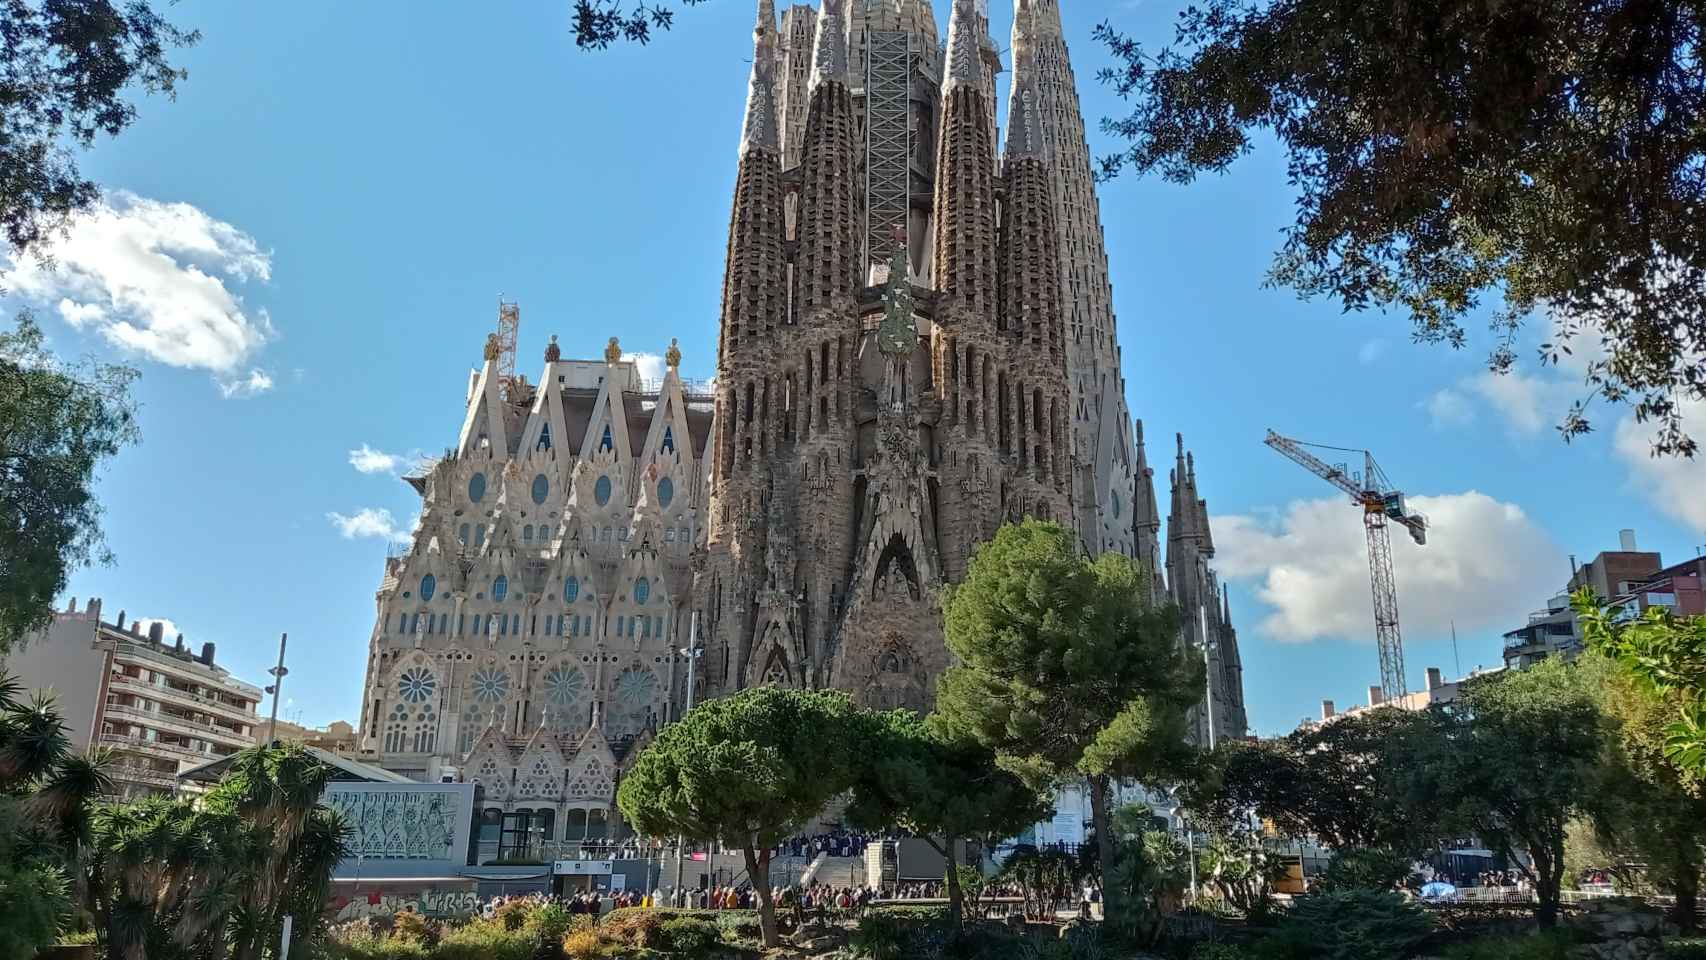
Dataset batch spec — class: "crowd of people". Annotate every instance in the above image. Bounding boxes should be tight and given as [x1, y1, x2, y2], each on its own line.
[772, 831, 880, 860]
[470, 875, 1003, 923]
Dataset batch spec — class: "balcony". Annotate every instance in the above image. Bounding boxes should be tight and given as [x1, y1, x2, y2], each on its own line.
[104, 702, 251, 747]
[108, 763, 179, 788]
[98, 731, 226, 764]
[108, 673, 258, 721]
[106, 640, 263, 699]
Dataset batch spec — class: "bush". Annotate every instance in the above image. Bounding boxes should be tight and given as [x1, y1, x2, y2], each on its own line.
[523, 903, 581, 944]
[599, 907, 664, 948]
[1310, 849, 1414, 894]
[712, 911, 763, 944]
[658, 916, 720, 955]
[1189, 945, 1249, 960]
[1664, 940, 1706, 960]
[561, 928, 608, 960]
[850, 914, 910, 960]
[0, 858, 71, 960]
[391, 910, 439, 947]
[434, 916, 536, 960]
[318, 920, 430, 960]
[1262, 889, 1434, 960]
[1441, 929, 1578, 960]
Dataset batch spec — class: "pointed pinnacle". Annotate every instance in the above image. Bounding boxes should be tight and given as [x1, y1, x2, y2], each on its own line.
[1004, 45, 1045, 161]
[809, 0, 848, 91]
[738, 14, 780, 156]
[943, 0, 981, 95]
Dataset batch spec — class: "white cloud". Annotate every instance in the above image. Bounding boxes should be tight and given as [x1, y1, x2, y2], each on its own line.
[1213, 491, 1566, 644]
[133, 617, 182, 641]
[1614, 397, 1706, 531]
[1426, 370, 1576, 436]
[630, 352, 665, 384]
[218, 368, 274, 398]
[349, 444, 404, 475]
[4, 191, 274, 389]
[328, 508, 412, 542]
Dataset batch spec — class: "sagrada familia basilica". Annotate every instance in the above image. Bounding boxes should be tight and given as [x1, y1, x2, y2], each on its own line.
[355, 0, 1247, 822]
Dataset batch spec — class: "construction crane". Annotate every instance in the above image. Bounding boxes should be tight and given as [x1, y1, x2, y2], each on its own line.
[1264, 430, 1428, 701]
[493, 298, 521, 402]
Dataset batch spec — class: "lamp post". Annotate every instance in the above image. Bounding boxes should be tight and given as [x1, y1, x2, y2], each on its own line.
[672, 612, 704, 900]
[264, 632, 289, 744]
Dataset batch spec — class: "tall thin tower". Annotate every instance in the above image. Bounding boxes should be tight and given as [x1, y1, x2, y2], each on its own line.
[1012, 0, 1136, 560]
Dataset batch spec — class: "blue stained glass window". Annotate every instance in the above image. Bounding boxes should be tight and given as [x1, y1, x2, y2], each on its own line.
[469, 472, 487, 503]
[532, 474, 549, 504]
[421, 574, 436, 602]
[634, 577, 651, 605]
[493, 575, 509, 602]
[600, 425, 613, 451]
[536, 423, 553, 451]
[523, 525, 533, 541]
[564, 577, 580, 603]
[657, 477, 674, 509]
[661, 426, 675, 454]
[595, 475, 613, 506]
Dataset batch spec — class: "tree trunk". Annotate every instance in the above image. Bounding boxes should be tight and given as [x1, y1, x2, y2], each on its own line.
[941, 834, 965, 931]
[1673, 869, 1699, 933]
[1087, 774, 1121, 933]
[742, 844, 781, 948]
[1533, 842, 1560, 929]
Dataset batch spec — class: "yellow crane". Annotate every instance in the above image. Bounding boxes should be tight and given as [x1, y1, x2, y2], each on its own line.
[1264, 430, 1428, 701]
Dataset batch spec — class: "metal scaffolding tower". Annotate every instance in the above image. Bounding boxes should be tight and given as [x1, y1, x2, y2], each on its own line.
[864, 29, 911, 274]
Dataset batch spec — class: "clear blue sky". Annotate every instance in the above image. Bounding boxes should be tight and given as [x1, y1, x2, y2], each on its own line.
[16, 1, 1704, 737]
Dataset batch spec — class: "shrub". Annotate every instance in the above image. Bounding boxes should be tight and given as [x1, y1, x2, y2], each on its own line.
[850, 914, 910, 960]
[1310, 849, 1414, 894]
[1440, 929, 1578, 960]
[1189, 945, 1249, 960]
[658, 916, 720, 956]
[713, 911, 763, 944]
[599, 906, 664, 947]
[1264, 889, 1434, 960]
[1667, 940, 1706, 960]
[523, 903, 580, 944]
[434, 916, 535, 960]
[493, 898, 537, 931]
[391, 910, 439, 947]
[561, 928, 608, 960]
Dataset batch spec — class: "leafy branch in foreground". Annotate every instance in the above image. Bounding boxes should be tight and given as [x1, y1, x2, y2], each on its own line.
[1094, 0, 1706, 455]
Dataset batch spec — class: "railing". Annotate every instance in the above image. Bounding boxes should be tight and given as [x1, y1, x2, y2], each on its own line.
[98, 731, 230, 764]
[107, 641, 263, 698]
[109, 673, 258, 719]
[108, 763, 179, 787]
[104, 702, 251, 746]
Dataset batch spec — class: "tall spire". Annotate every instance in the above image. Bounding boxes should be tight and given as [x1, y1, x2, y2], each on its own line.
[996, 27, 1060, 353]
[1003, 42, 1045, 162]
[1168, 433, 1202, 546]
[809, 0, 848, 91]
[931, 0, 998, 321]
[1131, 420, 1163, 594]
[738, 0, 780, 158]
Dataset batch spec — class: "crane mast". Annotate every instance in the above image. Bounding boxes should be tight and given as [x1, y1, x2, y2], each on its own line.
[1264, 430, 1427, 701]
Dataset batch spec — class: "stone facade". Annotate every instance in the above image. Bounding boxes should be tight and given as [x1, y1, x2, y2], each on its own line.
[352, 0, 1246, 818]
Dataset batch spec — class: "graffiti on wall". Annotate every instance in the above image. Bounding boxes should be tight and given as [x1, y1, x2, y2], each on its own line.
[331, 890, 479, 921]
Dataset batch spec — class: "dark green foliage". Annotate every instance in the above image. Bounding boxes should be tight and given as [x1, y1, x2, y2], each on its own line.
[1665, 939, 1706, 959]
[1311, 848, 1415, 894]
[1440, 929, 1580, 960]
[0, 856, 71, 956]
[711, 910, 762, 944]
[1095, 0, 1706, 454]
[1579, 592, 1706, 783]
[848, 914, 910, 960]
[0, 1, 195, 255]
[0, 312, 139, 653]
[617, 686, 860, 947]
[1262, 890, 1434, 960]
[657, 916, 719, 956]
[937, 520, 1200, 938]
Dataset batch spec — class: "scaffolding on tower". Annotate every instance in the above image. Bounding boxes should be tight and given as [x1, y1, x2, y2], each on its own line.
[494, 299, 520, 401]
[865, 29, 911, 275]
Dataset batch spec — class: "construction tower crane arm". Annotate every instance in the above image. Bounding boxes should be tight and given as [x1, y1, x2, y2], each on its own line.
[1264, 428, 1429, 701]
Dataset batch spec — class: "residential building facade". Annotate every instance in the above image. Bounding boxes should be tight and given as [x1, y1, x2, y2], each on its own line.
[4, 597, 263, 798]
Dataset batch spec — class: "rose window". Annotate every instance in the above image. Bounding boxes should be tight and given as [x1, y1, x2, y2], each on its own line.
[397, 667, 437, 704]
[607, 667, 659, 737]
[543, 666, 586, 709]
[470, 669, 511, 703]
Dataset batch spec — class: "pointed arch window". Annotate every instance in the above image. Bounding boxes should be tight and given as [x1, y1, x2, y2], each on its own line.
[564, 577, 580, 603]
[536, 423, 553, 452]
[420, 574, 436, 602]
[493, 576, 509, 602]
[523, 525, 534, 541]
[633, 577, 651, 605]
[661, 426, 675, 454]
[599, 425, 613, 452]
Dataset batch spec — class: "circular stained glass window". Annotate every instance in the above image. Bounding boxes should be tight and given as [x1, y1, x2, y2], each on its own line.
[397, 666, 437, 703]
[492, 575, 508, 602]
[543, 665, 586, 708]
[657, 476, 674, 509]
[594, 475, 613, 506]
[633, 577, 650, 605]
[468, 472, 487, 503]
[564, 576, 580, 603]
[420, 573, 436, 602]
[608, 666, 660, 736]
[470, 668, 511, 703]
[531, 474, 549, 505]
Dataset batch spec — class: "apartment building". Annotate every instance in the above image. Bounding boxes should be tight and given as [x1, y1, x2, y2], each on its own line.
[4, 598, 264, 799]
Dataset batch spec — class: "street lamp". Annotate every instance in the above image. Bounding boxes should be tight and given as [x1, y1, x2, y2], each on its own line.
[673, 612, 705, 900]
